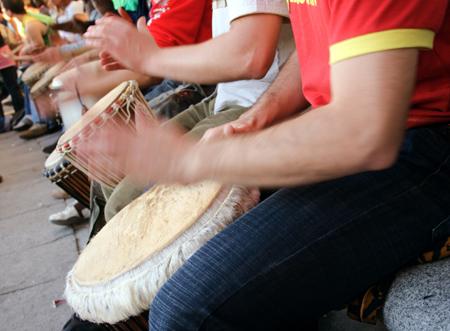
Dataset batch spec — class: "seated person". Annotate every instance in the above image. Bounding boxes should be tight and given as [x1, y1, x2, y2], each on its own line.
[83, 0, 450, 329]
[55, 0, 212, 106]
[85, 0, 294, 223]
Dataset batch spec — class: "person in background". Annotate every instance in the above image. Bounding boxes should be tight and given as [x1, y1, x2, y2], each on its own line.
[0, 33, 24, 133]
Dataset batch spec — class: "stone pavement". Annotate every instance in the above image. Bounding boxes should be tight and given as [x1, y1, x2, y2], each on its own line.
[0, 128, 89, 331]
[0, 126, 387, 331]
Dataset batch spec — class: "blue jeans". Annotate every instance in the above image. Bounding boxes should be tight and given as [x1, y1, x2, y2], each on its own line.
[149, 125, 450, 330]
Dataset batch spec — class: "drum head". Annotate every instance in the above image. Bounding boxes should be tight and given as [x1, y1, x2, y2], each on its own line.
[58, 80, 132, 146]
[65, 183, 259, 323]
[45, 149, 64, 169]
[22, 62, 52, 85]
[73, 181, 223, 284]
[30, 62, 66, 97]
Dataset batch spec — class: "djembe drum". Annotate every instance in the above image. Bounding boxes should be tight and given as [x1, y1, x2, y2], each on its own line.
[43, 150, 91, 207]
[65, 182, 259, 328]
[30, 61, 66, 118]
[57, 80, 155, 188]
[21, 62, 52, 86]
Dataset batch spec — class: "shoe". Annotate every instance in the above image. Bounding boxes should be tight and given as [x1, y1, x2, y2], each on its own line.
[1, 95, 12, 106]
[49, 201, 90, 226]
[51, 188, 70, 200]
[62, 314, 104, 331]
[47, 122, 62, 134]
[13, 115, 33, 131]
[11, 108, 25, 127]
[19, 123, 48, 140]
[43, 140, 58, 154]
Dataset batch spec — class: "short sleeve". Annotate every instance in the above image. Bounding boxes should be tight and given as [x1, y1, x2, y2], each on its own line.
[226, 0, 289, 22]
[148, 0, 212, 48]
[328, 0, 448, 64]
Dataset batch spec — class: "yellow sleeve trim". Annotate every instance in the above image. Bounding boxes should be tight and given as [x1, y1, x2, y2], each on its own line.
[329, 28, 435, 64]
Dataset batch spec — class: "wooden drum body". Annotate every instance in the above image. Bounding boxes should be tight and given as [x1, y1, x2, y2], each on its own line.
[44, 150, 90, 207]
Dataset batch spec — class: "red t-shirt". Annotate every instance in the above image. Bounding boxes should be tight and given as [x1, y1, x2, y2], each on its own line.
[288, 0, 450, 128]
[147, 0, 212, 48]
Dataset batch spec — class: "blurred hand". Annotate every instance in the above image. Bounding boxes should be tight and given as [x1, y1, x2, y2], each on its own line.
[84, 16, 159, 73]
[32, 47, 63, 63]
[202, 108, 271, 141]
[77, 112, 194, 184]
[61, 50, 99, 72]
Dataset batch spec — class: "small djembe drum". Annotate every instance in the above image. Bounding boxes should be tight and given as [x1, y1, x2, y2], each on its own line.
[43, 150, 91, 207]
[30, 61, 66, 118]
[57, 80, 155, 188]
[65, 182, 260, 328]
[21, 62, 52, 86]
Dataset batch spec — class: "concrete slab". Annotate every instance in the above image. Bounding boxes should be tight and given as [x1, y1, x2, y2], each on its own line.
[0, 277, 73, 331]
[0, 235, 77, 295]
[0, 204, 70, 256]
[0, 179, 62, 220]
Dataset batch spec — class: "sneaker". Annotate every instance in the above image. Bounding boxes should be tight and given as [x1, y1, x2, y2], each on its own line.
[49, 201, 90, 226]
[19, 123, 48, 140]
[62, 314, 105, 331]
[13, 115, 33, 131]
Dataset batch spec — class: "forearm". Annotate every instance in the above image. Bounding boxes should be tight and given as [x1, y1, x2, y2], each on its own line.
[144, 15, 282, 84]
[184, 103, 397, 187]
[248, 51, 309, 124]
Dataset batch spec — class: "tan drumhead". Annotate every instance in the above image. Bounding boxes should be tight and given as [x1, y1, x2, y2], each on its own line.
[31, 62, 66, 96]
[22, 62, 52, 85]
[73, 181, 223, 285]
[45, 149, 64, 169]
[58, 80, 132, 146]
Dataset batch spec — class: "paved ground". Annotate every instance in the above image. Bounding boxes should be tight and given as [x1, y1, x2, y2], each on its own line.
[0, 116, 387, 331]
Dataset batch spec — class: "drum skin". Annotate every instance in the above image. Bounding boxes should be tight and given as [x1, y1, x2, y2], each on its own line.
[21, 62, 52, 86]
[65, 183, 260, 324]
[57, 80, 156, 189]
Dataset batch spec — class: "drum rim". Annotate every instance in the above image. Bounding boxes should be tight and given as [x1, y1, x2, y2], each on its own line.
[22, 62, 52, 83]
[44, 149, 65, 169]
[30, 62, 66, 96]
[57, 80, 136, 148]
[65, 185, 260, 324]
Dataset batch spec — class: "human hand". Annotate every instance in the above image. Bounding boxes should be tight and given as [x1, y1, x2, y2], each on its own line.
[77, 112, 195, 185]
[32, 47, 63, 63]
[202, 108, 271, 141]
[84, 16, 159, 73]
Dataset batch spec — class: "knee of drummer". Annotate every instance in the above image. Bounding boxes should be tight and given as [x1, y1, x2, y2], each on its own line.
[149, 280, 206, 331]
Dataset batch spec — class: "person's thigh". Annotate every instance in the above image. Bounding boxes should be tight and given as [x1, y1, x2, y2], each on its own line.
[187, 106, 247, 139]
[149, 126, 450, 331]
[166, 94, 216, 132]
[104, 175, 147, 222]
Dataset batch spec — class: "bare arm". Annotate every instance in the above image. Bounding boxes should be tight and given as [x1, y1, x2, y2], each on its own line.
[203, 51, 309, 140]
[183, 49, 418, 186]
[143, 14, 283, 83]
[24, 20, 46, 48]
[85, 14, 283, 84]
[82, 49, 418, 187]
